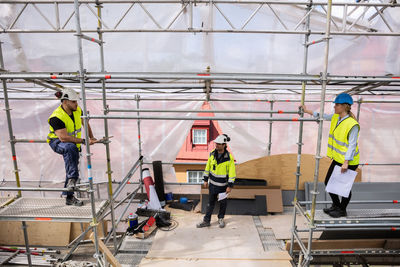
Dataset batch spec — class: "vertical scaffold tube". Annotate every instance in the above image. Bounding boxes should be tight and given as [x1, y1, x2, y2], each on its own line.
[306, 0, 333, 265]
[0, 41, 32, 266]
[267, 101, 274, 156]
[96, 2, 117, 251]
[73, 0, 101, 265]
[290, 0, 312, 259]
[136, 95, 144, 195]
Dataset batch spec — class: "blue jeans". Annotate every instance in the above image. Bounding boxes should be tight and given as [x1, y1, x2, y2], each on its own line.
[49, 139, 80, 196]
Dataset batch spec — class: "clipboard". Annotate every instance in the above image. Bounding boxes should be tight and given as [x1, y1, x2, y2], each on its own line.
[325, 165, 357, 198]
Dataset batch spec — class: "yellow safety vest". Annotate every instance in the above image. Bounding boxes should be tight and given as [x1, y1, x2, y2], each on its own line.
[204, 149, 236, 187]
[327, 114, 360, 165]
[47, 105, 82, 149]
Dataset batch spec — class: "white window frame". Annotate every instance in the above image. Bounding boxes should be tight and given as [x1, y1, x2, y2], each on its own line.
[192, 129, 207, 144]
[187, 170, 204, 184]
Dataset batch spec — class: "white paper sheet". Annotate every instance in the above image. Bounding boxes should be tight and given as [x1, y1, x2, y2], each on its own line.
[325, 165, 358, 198]
[218, 192, 229, 201]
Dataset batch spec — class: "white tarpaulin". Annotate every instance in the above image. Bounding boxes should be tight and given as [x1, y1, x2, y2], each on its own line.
[0, 1, 400, 188]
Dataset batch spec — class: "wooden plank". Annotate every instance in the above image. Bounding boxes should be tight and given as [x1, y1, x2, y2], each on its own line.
[236, 154, 362, 190]
[286, 239, 386, 251]
[134, 224, 157, 239]
[70, 221, 107, 241]
[140, 258, 292, 267]
[0, 221, 70, 246]
[384, 239, 400, 249]
[89, 232, 122, 267]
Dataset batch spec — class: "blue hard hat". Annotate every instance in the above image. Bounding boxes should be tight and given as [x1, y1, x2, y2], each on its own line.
[333, 93, 353, 105]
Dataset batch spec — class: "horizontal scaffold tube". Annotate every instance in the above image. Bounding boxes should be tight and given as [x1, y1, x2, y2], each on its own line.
[299, 200, 400, 204]
[0, 187, 87, 192]
[1, 72, 399, 82]
[87, 114, 316, 122]
[3, 29, 400, 36]
[107, 108, 299, 114]
[1, 0, 399, 6]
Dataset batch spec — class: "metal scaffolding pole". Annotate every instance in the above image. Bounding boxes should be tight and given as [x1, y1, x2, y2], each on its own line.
[0, 43, 22, 197]
[107, 108, 298, 114]
[136, 95, 144, 195]
[290, 0, 311, 259]
[267, 101, 274, 156]
[2, 71, 399, 82]
[87, 114, 316, 122]
[356, 98, 362, 121]
[95, 1, 117, 252]
[305, 0, 333, 266]
[73, 0, 101, 265]
[0, 41, 32, 267]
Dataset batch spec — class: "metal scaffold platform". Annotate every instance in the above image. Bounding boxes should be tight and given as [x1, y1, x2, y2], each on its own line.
[315, 209, 400, 222]
[0, 197, 108, 223]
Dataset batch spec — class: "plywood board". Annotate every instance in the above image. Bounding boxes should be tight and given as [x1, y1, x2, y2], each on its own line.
[236, 154, 361, 190]
[140, 258, 292, 267]
[146, 211, 291, 260]
[259, 214, 321, 240]
[0, 221, 70, 246]
[70, 221, 107, 241]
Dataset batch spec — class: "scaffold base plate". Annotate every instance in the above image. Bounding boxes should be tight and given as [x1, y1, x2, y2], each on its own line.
[0, 197, 107, 222]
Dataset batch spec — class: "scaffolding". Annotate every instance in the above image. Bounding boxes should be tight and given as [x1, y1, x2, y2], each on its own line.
[1, 1, 400, 266]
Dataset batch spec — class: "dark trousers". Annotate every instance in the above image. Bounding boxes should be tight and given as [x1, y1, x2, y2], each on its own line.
[49, 139, 80, 196]
[324, 160, 358, 210]
[204, 184, 228, 223]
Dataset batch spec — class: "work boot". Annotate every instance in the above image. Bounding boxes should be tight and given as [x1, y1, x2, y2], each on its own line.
[66, 195, 84, 206]
[66, 178, 77, 191]
[323, 205, 337, 214]
[196, 221, 211, 228]
[218, 218, 225, 228]
[328, 207, 346, 218]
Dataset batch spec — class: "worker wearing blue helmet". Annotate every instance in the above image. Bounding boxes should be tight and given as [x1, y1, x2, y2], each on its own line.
[302, 93, 360, 218]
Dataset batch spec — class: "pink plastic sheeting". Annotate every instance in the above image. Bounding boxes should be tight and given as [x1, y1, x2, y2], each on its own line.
[1, 94, 399, 188]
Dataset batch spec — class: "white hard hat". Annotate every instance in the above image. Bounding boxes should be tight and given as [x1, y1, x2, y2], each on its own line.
[61, 88, 80, 101]
[213, 134, 230, 144]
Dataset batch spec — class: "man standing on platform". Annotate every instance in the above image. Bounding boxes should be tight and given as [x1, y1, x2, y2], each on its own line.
[47, 88, 97, 206]
[197, 134, 236, 228]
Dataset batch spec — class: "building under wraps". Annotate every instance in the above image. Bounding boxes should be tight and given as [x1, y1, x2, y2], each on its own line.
[0, 1, 400, 266]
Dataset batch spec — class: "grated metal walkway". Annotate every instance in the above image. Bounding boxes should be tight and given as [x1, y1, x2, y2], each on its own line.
[311, 209, 400, 226]
[116, 232, 156, 267]
[0, 197, 108, 222]
[253, 216, 285, 251]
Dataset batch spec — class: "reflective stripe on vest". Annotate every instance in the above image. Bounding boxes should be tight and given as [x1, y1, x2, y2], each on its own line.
[209, 179, 228, 187]
[327, 114, 360, 165]
[47, 105, 82, 149]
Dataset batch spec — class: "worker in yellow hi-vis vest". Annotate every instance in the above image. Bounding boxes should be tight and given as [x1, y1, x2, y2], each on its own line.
[197, 134, 236, 229]
[47, 88, 97, 206]
[302, 93, 360, 218]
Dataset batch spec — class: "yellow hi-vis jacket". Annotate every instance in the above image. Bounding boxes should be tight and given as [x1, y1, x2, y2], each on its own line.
[203, 149, 236, 187]
[47, 105, 82, 149]
[327, 114, 360, 165]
